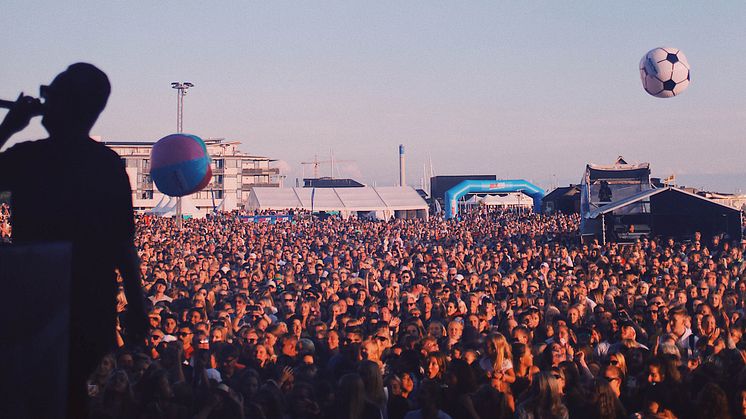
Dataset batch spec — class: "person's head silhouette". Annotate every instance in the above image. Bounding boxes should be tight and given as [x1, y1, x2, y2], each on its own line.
[41, 63, 110, 138]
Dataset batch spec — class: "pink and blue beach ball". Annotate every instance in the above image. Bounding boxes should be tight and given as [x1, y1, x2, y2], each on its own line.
[150, 134, 212, 197]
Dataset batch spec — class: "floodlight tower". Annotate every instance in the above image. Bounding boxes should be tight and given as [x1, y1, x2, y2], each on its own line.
[170, 82, 194, 227]
[171, 81, 194, 133]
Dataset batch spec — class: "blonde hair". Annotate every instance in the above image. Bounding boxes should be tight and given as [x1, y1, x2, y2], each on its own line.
[487, 333, 513, 372]
[608, 352, 628, 378]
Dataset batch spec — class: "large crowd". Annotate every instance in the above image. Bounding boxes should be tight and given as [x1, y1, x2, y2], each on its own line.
[0, 203, 11, 242]
[77, 207, 746, 418]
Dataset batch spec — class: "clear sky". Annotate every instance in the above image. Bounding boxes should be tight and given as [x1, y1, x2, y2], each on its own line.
[2, 1, 745, 192]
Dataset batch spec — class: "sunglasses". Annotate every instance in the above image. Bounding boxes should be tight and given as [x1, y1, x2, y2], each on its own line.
[179, 332, 192, 337]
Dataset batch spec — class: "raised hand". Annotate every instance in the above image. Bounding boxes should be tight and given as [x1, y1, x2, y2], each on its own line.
[0, 94, 41, 135]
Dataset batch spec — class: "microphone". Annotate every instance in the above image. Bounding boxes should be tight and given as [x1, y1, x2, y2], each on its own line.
[0, 98, 44, 116]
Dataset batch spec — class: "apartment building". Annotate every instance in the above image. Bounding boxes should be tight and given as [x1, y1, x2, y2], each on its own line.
[106, 138, 280, 214]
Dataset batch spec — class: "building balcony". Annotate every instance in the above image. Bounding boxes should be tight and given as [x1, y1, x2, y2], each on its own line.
[242, 168, 280, 175]
[241, 182, 280, 189]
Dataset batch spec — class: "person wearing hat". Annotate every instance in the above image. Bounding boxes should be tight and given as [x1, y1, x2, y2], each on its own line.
[149, 278, 173, 304]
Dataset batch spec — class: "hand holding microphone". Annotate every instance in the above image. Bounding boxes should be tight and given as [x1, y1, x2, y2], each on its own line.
[0, 94, 44, 137]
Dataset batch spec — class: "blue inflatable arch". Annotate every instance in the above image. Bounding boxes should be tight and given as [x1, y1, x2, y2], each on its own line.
[444, 179, 546, 219]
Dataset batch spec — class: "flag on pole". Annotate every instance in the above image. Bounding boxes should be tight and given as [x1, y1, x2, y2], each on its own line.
[311, 187, 316, 215]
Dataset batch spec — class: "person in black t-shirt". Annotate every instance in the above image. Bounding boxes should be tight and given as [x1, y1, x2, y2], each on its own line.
[0, 63, 147, 417]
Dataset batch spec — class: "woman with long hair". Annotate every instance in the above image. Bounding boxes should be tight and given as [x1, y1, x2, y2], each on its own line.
[248, 343, 276, 381]
[397, 371, 416, 401]
[515, 371, 569, 419]
[335, 373, 382, 419]
[90, 369, 139, 419]
[88, 354, 117, 398]
[385, 374, 411, 419]
[479, 333, 515, 392]
[607, 352, 627, 380]
[695, 382, 730, 419]
[425, 352, 448, 383]
[442, 359, 480, 419]
[359, 360, 387, 415]
[511, 342, 536, 400]
[587, 378, 626, 419]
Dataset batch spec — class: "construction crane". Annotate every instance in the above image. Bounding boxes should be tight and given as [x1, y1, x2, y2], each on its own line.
[301, 153, 354, 178]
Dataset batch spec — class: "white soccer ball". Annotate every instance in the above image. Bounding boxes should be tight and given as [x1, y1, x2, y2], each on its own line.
[639, 47, 690, 98]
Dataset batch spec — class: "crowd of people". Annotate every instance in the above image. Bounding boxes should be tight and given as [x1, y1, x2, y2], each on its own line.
[80, 207, 746, 418]
[1, 202, 11, 242]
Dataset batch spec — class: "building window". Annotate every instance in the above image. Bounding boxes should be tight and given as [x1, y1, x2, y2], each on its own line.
[214, 190, 224, 199]
[142, 159, 150, 172]
[214, 159, 224, 169]
[215, 175, 224, 185]
[140, 190, 153, 199]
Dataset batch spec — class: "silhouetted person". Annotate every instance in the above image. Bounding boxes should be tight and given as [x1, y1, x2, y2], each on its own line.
[599, 180, 612, 202]
[0, 63, 147, 417]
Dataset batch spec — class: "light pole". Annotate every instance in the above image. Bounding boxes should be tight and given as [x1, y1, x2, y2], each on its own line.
[171, 81, 194, 133]
[170, 82, 194, 227]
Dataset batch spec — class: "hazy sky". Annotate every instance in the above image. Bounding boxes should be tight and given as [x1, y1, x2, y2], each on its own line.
[2, 1, 745, 192]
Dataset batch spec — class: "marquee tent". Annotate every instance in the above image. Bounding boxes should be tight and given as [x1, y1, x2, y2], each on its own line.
[247, 186, 428, 220]
[464, 192, 534, 208]
[149, 195, 201, 218]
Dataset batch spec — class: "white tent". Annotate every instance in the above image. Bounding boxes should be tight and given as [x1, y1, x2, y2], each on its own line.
[149, 195, 202, 218]
[479, 193, 533, 208]
[247, 186, 428, 220]
[215, 194, 238, 213]
[148, 195, 169, 216]
[463, 192, 532, 208]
